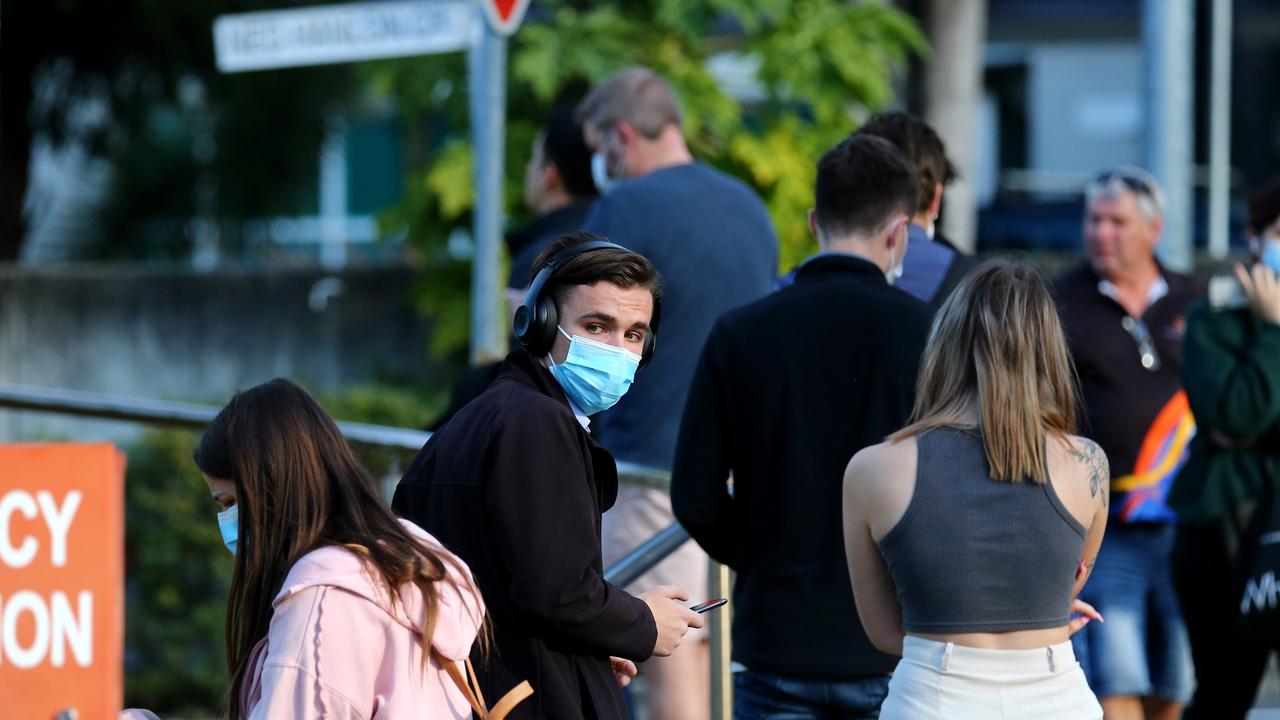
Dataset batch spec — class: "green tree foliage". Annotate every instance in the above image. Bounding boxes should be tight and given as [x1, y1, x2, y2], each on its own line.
[369, 0, 926, 357]
[2, 0, 358, 261]
[124, 429, 231, 714]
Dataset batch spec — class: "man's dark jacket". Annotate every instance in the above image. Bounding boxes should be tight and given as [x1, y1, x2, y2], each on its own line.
[393, 351, 656, 720]
[671, 254, 933, 678]
[506, 199, 596, 289]
[1053, 261, 1204, 523]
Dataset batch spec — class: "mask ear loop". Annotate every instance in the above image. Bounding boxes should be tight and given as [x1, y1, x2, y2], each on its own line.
[547, 326, 573, 367]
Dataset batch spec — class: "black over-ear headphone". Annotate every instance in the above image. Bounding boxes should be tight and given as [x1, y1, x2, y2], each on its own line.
[513, 239, 661, 368]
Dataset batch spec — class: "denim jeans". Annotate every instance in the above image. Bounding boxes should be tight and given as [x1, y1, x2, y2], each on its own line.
[734, 670, 890, 720]
[1072, 523, 1195, 702]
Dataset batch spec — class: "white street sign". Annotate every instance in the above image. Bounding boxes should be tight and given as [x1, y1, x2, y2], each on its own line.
[213, 0, 478, 73]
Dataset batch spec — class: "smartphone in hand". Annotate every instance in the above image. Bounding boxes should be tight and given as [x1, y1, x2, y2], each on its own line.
[690, 598, 728, 613]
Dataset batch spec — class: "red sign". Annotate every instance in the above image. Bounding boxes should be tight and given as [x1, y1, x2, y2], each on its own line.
[477, 0, 530, 36]
[0, 444, 125, 720]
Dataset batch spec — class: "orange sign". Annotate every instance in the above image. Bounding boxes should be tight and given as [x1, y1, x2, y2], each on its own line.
[0, 444, 125, 720]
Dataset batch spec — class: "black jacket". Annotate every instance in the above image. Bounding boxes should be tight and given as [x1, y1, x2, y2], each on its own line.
[1053, 261, 1204, 524]
[506, 200, 596, 289]
[933, 251, 981, 307]
[671, 254, 933, 678]
[393, 351, 656, 720]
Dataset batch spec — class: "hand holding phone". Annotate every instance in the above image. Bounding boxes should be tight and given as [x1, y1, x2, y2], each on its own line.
[690, 597, 728, 613]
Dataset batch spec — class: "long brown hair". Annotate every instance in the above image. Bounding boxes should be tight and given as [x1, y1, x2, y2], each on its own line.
[195, 379, 479, 718]
[890, 259, 1079, 483]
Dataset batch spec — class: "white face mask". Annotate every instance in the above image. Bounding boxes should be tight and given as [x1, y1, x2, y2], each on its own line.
[885, 223, 907, 285]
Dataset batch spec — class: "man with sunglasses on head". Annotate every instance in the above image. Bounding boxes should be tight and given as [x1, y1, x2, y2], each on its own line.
[1053, 167, 1203, 720]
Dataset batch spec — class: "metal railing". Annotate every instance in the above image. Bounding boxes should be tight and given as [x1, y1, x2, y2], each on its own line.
[0, 382, 732, 719]
[0, 383, 671, 484]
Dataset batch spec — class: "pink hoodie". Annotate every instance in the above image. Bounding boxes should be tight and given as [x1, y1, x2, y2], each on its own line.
[123, 520, 485, 720]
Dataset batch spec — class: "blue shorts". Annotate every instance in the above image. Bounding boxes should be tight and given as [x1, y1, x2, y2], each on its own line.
[1072, 523, 1195, 702]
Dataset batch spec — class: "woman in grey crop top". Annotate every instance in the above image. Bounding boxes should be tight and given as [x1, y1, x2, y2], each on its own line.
[843, 260, 1109, 719]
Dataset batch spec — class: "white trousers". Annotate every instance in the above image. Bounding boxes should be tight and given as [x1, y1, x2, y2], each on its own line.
[880, 636, 1103, 719]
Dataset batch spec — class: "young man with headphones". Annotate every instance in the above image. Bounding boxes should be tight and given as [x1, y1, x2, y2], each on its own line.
[394, 231, 703, 720]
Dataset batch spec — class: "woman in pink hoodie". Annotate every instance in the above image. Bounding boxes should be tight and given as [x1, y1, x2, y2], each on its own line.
[127, 378, 491, 720]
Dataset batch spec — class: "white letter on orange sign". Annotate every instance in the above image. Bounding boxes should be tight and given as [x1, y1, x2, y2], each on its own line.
[0, 491, 38, 568]
[36, 490, 81, 568]
[51, 591, 92, 667]
[2, 590, 51, 669]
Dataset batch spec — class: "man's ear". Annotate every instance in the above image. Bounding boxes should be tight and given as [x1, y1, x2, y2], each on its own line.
[1148, 215, 1165, 250]
[928, 183, 943, 219]
[543, 162, 563, 193]
[614, 120, 637, 142]
[884, 216, 906, 254]
[808, 209, 820, 241]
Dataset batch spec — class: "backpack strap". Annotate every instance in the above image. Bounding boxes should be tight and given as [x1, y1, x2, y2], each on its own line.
[433, 649, 534, 720]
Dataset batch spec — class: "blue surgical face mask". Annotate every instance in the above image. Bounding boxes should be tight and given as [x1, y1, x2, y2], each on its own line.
[591, 153, 620, 194]
[217, 504, 238, 556]
[1261, 240, 1280, 275]
[548, 326, 641, 415]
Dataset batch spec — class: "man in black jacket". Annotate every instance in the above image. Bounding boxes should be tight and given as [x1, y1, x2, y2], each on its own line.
[394, 232, 702, 719]
[671, 134, 934, 718]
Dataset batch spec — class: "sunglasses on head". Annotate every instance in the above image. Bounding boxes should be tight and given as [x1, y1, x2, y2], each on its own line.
[1093, 170, 1157, 200]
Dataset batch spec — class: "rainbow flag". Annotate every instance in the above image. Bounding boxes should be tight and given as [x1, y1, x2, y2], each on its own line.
[1111, 391, 1196, 522]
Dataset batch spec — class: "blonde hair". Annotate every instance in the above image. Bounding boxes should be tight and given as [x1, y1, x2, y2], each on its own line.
[890, 259, 1079, 483]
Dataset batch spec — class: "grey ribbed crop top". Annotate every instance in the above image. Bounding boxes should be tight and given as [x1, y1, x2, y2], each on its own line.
[877, 427, 1087, 633]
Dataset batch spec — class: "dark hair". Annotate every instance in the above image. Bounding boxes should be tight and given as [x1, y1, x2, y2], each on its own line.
[858, 112, 956, 217]
[814, 134, 918, 239]
[195, 379, 482, 719]
[1248, 176, 1280, 235]
[541, 105, 598, 199]
[529, 230, 662, 317]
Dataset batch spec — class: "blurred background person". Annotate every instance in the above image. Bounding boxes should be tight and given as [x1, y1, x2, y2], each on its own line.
[1169, 177, 1280, 720]
[128, 378, 490, 720]
[507, 104, 600, 308]
[672, 133, 932, 719]
[775, 112, 978, 303]
[857, 112, 978, 306]
[1053, 167, 1200, 720]
[843, 259, 1107, 719]
[576, 66, 778, 719]
[431, 103, 599, 431]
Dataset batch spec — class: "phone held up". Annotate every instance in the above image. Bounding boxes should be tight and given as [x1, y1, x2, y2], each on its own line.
[1209, 273, 1250, 311]
[690, 598, 728, 613]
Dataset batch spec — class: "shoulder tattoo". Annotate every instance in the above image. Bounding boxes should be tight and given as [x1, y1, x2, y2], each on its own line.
[1068, 438, 1110, 508]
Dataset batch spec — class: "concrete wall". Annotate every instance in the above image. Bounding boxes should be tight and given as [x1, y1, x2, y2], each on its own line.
[0, 264, 438, 442]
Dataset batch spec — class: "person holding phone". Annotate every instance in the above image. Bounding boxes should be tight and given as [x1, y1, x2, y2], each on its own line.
[1168, 176, 1280, 719]
[394, 232, 703, 720]
[843, 260, 1108, 718]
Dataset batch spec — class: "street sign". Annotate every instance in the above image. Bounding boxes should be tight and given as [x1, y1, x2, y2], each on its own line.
[477, 0, 531, 36]
[213, 0, 478, 73]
